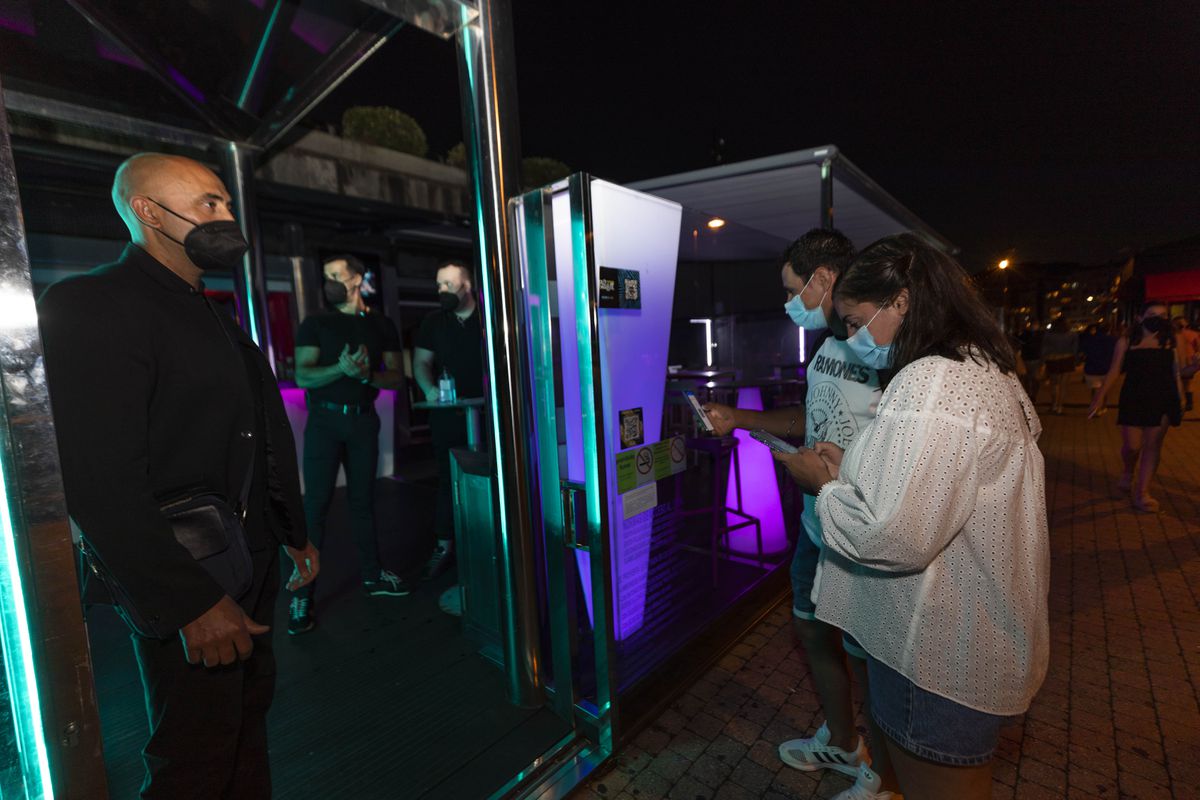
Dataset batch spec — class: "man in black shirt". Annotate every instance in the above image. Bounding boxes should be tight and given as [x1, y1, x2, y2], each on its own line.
[292, 254, 406, 633]
[38, 153, 318, 798]
[414, 260, 486, 579]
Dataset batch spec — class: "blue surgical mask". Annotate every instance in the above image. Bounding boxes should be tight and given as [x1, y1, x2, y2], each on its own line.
[783, 272, 828, 329]
[845, 305, 892, 370]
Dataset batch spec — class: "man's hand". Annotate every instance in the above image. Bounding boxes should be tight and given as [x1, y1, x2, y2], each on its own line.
[284, 541, 321, 591]
[813, 442, 845, 474]
[179, 595, 270, 668]
[425, 386, 439, 403]
[703, 402, 739, 436]
[338, 344, 370, 380]
[774, 447, 838, 494]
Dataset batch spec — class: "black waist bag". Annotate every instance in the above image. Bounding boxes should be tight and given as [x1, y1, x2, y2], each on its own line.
[161, 490, 254, 598]
[80, 489, 254, 640]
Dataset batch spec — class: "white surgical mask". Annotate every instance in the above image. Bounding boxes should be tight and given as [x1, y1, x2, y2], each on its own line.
[783, 272, 828, 329]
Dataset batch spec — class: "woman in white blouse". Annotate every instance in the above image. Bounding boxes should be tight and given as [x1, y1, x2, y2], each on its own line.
[777, 234, 1049, 800]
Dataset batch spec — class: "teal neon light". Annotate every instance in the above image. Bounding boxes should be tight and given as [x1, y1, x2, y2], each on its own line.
[241, 261, 261, 347]
[459, 17, 511, 551]
[236, 0, 284, 110]
[569, 186, 602, 532]
[0, 443, 53, 798]
[518, 197, 571, 711]
[568, 176, 614, 749]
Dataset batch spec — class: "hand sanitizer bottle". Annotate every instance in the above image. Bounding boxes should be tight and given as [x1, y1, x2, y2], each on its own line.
[438, 368, 456, 403]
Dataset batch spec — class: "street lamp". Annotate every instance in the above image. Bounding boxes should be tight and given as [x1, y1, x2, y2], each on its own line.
[998, 258, 1011, 332]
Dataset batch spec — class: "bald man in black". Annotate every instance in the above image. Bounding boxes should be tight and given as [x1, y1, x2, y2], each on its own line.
[38, 154, 319, 798]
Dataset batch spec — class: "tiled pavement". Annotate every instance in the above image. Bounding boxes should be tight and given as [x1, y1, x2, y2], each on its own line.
[575, 384, 1200, 800]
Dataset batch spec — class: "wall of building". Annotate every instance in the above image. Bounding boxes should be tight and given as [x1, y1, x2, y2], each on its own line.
[258, 130, 469, 217]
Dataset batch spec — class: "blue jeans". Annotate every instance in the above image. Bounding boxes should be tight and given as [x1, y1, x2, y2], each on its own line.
[790, 532, 820, 619]
[790, 535, 866, 658]
[868, 657, 1011, 766]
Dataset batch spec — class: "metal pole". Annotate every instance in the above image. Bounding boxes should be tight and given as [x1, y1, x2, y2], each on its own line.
[819, 158, 834, 230]
[455, 0, 542, 707]
[0, 75, 108, 799]
[283, 221, 312, 325]
[220, 141, 274, 368]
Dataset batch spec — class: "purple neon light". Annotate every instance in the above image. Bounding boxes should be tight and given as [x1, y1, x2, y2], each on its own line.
[0, 0, 35, 36]
[725, 387, 787, 554]
[93, 34, 145, 70]
[166, 66, 206, 103]
[591, 182, 682, 641]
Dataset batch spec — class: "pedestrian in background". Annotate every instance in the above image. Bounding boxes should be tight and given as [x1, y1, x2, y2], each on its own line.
[1017, 320, 1045, 403]
[1041, 315, 1078, 414]
[1089, 302, 1184, 512]
[1173, 316, 1199, 411]
[1079, 322, 1118, 415]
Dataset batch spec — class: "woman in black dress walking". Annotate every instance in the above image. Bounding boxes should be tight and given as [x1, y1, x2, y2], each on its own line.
[1089, 302, 1185, 512]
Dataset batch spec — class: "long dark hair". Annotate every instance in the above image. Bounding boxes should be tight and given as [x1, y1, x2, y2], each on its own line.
[833, 233, 1016, 377]
[1129, 300, 1175, 349]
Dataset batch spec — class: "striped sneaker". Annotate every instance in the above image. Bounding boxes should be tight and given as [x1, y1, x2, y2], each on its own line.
[778, 721, 868, 777]
[832, 763, 899, 800]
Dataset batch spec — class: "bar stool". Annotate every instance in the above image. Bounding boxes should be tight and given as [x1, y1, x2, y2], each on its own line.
[680, 435, 762, 586]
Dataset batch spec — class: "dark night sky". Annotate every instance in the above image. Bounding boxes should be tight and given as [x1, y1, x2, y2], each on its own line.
[313, 2, 1200, 270]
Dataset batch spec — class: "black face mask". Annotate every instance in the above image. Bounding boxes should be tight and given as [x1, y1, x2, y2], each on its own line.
[439, 291, 462, 312]
[324, 280, 349, 305]
[148, 198, 248, 272]
[1143, 316, 1170, 334]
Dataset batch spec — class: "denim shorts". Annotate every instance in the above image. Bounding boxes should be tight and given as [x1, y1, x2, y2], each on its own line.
[867, 657, 1009, 766]
[789, 537, 867, 660]
[790, 532, 821, 620]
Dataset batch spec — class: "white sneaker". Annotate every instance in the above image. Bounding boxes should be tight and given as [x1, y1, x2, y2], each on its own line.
[778, 721, 868, 777]
[832, 763, 900, 800]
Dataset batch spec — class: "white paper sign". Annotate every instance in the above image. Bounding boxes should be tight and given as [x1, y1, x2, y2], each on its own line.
[621, 482, 658, 520]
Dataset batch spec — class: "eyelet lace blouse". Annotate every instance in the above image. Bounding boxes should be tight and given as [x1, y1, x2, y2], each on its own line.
[815, 354, 1050, 715]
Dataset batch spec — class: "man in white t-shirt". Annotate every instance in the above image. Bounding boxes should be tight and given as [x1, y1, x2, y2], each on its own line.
[705, 229, 898, 800]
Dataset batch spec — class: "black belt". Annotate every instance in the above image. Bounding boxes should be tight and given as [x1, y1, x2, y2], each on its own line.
[310, 399, 375, 415]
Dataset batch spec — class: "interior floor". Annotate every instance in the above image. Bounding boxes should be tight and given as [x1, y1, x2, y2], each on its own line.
[87, 477, 568, 799]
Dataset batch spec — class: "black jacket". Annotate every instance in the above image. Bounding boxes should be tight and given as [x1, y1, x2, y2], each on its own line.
[38, 244, 306, 636]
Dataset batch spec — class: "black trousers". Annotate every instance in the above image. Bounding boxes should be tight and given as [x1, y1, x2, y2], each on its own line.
[300, 407, 382, 595]
[133, 547, 279, 799]
[431, 409, 470, 539]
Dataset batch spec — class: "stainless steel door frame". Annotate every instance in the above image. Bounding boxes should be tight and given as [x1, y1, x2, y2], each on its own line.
[455, 0, 543, 710]
[564, 174, 621, 748]
[497, 178, 618, 799]
[0, 76, 108, 799]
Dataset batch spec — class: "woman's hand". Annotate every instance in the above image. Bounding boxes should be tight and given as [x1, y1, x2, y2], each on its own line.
[773, 447, 838, 494]
[813, 442, 844, 473]
[1086, 396, 1103, 419]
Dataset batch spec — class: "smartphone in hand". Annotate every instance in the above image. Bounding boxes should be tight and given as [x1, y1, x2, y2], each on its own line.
[749, 429, 799, 454]
[683, 390, 715, 432]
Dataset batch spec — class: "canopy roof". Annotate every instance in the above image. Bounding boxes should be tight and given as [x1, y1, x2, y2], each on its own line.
[631, 146, 955, 255]
[0, 0, 475, 149]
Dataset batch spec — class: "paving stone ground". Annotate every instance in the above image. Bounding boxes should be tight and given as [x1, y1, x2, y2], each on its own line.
[575, 379, 1200, 800]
